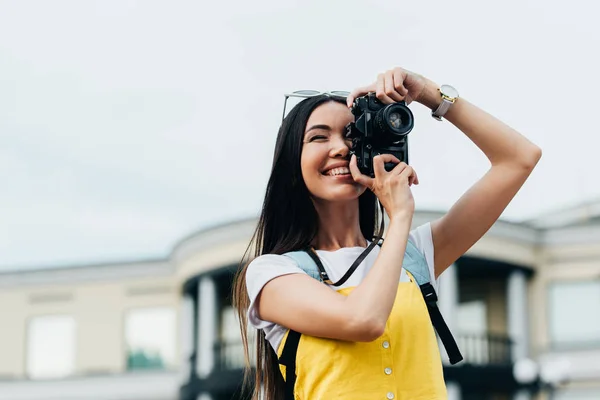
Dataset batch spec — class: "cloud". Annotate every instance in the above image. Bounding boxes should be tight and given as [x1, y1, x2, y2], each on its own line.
[1, 0, 599, 268]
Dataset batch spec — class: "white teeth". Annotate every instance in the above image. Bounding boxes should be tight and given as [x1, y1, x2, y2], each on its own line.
[326, 167, 350, 176]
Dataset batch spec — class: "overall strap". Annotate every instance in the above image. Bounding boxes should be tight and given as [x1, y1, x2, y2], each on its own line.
[420, 284, 463, 364]
[380, 240, 464, 365]
[278, 329, 301, 400]
[279, 251, 323, 400]
[280, 244, 378, 398]
[283, 251, 323, 282]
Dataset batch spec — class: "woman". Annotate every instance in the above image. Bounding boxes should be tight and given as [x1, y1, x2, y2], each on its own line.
[232, 66, 542, 399]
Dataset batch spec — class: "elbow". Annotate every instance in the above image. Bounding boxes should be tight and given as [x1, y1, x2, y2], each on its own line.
[345, 314, 386, 342]
[362, 322, 386, 342]
[521, 144, 542, 170]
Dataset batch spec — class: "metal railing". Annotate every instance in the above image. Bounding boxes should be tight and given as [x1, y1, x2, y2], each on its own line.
[213, 333, 514, 371]
[213, 339, 252, 371]
[457, 333, 513, 365]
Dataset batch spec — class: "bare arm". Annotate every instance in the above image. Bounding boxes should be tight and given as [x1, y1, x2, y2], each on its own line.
[347, 67, 542, 278]
[417, 82, 542, 277]
[258, 214, 412, 342]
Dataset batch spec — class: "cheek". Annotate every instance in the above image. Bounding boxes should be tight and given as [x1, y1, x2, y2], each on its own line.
[300, 148, 319, 179]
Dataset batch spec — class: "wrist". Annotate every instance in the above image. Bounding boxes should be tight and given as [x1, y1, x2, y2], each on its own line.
[388, 211, 413, 227]
[416, 78, 442, 111]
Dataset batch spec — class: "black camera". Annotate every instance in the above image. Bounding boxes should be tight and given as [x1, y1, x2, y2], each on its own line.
[346, 93, 414, 177]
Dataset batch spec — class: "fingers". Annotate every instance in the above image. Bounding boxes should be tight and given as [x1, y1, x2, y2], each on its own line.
[349, 67, 412, 107]
[372, 154, 388, 178]
[352, 154, 420, 193]
[373, 154, 406, 179]
[349, 154, 374, 189]
[396, 163, 419, 186]
[386, 157, 419, 186]
[392, 68, 409, 97]
[347, 83, 376, 107]
[384, 70, 405, 103]
[408, 170, 419, 186]
[376, 73, 395, 104]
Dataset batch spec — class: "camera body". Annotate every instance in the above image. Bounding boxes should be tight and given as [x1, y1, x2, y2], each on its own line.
[346, 93, 414, 177]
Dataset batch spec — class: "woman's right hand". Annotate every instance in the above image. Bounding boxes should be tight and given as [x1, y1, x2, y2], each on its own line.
[349, 154, 418, 221]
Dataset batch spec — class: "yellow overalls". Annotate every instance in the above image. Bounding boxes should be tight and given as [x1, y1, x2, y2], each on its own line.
[278, 272, 447, 400]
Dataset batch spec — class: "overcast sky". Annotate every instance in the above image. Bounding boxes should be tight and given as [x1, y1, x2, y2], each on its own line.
[1, 0, 598, 270]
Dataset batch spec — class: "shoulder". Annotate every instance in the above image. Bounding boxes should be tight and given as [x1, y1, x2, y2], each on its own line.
[245, 253, 308, 299]
[247, 253, 299, 270]
[408, 222, 439, 289]
[408, 222, 433, 253]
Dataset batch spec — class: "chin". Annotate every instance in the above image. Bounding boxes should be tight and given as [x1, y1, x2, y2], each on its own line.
[313, 186, 365, 203]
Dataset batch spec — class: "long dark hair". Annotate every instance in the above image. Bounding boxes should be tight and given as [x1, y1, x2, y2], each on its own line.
[232, 95, 383, 400]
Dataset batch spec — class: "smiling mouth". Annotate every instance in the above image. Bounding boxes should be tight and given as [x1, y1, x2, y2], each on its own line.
[322, 167, 351, 177]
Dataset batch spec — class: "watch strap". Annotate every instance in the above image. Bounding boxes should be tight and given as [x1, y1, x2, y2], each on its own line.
[432, 97, 453, 121]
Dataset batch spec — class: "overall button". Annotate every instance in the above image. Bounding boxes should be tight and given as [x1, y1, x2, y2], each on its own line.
[382, 341, 390, 349]
[384, 367, 392, 375]
[386, 392, 395, 399]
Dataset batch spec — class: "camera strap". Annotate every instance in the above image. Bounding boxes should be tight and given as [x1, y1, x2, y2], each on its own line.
[306, 202, 385, 287]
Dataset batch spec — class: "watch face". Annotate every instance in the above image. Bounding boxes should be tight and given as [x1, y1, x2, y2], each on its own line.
[441, 84, 459, 99]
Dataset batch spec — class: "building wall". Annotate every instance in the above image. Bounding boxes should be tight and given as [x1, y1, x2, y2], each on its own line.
[0, 275, 179, 378]
[532, 232, 600, 396]
[532, 241, 600, 351]
[1, 210, 599, 399]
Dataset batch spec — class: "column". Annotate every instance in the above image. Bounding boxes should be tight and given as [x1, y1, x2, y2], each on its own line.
[179, 295, 194, 384]
[507, 270, 529, 361]
[197, 276, 218, 379]
[438, 263, 459, 364]
[508, 269, 531, 400]
[446, 381, 462, 400]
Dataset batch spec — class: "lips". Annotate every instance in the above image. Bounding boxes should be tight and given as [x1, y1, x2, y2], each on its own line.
[322, 163, 350, 176]
[324, 167, 351, 176]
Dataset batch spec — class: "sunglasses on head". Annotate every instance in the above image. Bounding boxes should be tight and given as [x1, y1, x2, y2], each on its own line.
[282, 90, 351, 121]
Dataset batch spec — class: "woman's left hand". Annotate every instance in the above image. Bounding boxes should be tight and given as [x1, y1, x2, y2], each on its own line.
[347, 67, 431, 107]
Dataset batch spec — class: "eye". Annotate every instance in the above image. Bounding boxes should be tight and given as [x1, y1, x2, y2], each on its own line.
[310, 135, 328, 142]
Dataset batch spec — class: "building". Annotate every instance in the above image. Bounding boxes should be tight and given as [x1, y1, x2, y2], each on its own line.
[0, 202, 599, 400]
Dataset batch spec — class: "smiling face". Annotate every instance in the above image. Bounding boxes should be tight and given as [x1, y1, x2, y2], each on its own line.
[300, 101, 367, 203]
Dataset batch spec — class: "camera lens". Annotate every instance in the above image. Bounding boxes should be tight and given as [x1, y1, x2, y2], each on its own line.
[374, 103, 414, 137]
[388, 112, 402, 129]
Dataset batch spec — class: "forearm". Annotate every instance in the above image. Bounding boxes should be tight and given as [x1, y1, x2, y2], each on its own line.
[419, 80, 542, 168]
[345, 213, 413, 331]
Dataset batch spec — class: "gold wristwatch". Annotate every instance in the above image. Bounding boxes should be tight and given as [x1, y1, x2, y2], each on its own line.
[431, 84, 459, 121]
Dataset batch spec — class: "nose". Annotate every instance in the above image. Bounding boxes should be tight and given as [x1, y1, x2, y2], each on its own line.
[329, 134, 351, 159]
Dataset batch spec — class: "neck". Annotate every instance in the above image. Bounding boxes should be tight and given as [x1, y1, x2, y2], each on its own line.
[310, 198, 367, 251]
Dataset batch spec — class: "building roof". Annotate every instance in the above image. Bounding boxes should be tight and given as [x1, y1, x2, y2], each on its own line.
[526, 197, 600, 229]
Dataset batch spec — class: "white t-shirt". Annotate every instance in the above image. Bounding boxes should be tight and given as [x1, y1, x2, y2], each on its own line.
[245, 222, 438, 352]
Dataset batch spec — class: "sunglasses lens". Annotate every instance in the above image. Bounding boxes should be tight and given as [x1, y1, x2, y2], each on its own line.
[330, 91, 350, 97]
[293, 90, 321, 96]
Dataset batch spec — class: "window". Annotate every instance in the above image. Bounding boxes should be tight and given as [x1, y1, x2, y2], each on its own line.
[125, 307, 176, 370]
[219, 306, 244, 369]
[549, 280, 600, 348]
[27, 315, 76, 379]
[458, 300, 491, 364]
[458, 300, 487, 334]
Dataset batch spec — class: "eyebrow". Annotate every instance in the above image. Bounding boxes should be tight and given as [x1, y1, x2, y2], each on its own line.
[305, 124, 332, 134]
